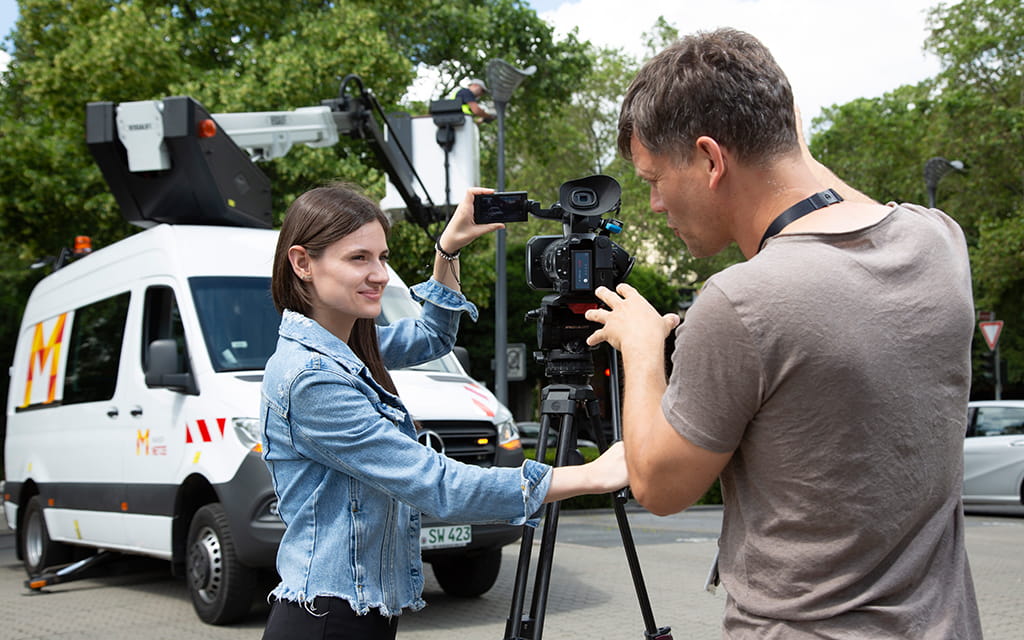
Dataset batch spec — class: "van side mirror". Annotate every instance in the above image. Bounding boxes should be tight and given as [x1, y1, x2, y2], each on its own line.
[145, 339, 199, 395]
[453, 346, 471, 375]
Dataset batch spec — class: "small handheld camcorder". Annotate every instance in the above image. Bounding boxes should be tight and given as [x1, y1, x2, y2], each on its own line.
[473, 191, 530, 224]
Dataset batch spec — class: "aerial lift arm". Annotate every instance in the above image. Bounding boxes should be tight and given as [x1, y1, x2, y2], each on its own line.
[87, 74, 450, 231]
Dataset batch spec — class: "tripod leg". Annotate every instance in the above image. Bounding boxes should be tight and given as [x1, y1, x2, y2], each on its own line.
[526, 412, 577, 639]
[612, 494, 673, 639]
[504, 412, 558, 640]
[606, 347, 673, 639]
[503, 526, 535, 639]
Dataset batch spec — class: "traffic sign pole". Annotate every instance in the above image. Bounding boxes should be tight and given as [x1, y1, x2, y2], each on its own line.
[994, 345, 1002, 400]
[979, 320, 1005, 400]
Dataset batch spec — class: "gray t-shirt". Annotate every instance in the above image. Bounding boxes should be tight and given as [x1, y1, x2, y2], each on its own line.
[662, 204, 982, 638]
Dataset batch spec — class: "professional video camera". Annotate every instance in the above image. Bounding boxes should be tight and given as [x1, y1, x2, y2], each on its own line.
[489, 176, 673, 640]
[475, 175, 635, 367]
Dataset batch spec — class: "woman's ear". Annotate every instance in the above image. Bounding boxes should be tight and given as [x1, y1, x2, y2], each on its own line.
[287, 245, 313, 281]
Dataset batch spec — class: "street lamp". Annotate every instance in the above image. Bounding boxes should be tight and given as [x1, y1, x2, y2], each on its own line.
[924, 157, 965, 208]
[486, 59, 535, 406]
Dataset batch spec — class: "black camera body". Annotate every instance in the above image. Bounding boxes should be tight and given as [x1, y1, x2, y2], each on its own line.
[526, 233, 632, 294]
[511, 175, 636, 359]
[524, 175, 634, 295]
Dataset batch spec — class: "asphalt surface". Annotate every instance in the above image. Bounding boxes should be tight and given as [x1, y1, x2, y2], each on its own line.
[1, 505, 1021, 639]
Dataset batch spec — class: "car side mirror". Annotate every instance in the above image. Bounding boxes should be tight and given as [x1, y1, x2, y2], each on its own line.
[145, 338, 199, 395]
[453, 346, 471, 375]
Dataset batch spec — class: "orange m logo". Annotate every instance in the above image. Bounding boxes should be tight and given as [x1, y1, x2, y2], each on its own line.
[21, 314, 68, 407]
[136, 429, 150, 456]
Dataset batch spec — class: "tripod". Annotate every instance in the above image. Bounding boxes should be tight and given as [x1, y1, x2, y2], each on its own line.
[503, 346, 673, 640]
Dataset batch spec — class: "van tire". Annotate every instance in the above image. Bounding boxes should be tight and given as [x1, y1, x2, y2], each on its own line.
[186, 503, 257, 624]
[430, 547, 502, 597]
[20, 495, 74, 575]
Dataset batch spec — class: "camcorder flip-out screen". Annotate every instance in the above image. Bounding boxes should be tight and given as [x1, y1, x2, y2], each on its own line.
[474, 191, 530, 224]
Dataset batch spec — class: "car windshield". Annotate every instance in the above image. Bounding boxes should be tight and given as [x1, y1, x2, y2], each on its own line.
[189, 276, 459, 374]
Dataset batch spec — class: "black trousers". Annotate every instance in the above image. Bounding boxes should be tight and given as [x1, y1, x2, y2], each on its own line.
[262, 597, 399, 640]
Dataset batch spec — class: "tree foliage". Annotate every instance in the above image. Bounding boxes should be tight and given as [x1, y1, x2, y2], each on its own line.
[0, 0, 608, 430]
[7, 0, 1020, 408]
[811, 0, 1024, 396]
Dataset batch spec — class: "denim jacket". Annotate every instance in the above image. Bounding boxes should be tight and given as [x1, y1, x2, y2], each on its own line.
[261, 279, 552, 615]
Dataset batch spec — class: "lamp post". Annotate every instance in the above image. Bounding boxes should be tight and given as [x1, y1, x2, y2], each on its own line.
[924, 157, 965, 208]
[486, 59, 535, 406]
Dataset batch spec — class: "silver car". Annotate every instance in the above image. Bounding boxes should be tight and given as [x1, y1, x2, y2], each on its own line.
[963, 400, 1024, 505]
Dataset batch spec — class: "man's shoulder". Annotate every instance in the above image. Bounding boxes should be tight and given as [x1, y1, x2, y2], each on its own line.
[889, 202, 967, 243]
[703, 256, 781, 295]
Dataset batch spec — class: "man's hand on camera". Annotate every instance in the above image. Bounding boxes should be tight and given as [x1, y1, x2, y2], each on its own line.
[585, 283, 680, 352]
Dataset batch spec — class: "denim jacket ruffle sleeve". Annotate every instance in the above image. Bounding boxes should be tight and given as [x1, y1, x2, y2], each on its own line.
[260, 279, 551, 616]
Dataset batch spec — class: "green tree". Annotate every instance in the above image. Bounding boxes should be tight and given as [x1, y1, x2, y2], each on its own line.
[0, 0, 597, 435]
[810, 0, 1024, 396]
[0, 0, 595, 254]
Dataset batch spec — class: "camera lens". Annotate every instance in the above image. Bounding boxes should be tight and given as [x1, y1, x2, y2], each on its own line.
[570, 188, 597, 209]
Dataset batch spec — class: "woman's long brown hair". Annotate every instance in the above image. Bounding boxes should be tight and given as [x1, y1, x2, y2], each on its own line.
[271, 183, 398, 395]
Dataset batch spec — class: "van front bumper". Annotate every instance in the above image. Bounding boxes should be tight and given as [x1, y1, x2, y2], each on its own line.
[214, 452, 284, 569]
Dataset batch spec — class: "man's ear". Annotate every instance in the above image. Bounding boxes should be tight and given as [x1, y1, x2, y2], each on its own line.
[287, 245, 312, 279]
[695, 136, 727, 190]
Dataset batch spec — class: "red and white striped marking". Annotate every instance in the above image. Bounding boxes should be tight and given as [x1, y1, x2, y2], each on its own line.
[185, 418, 227, 443]
[464, 384, 496, 417]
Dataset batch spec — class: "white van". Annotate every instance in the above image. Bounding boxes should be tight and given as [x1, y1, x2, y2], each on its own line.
[2, 222, 525, 624]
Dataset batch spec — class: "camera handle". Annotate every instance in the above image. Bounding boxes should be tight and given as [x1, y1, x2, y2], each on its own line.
[503, 350, 673, 640]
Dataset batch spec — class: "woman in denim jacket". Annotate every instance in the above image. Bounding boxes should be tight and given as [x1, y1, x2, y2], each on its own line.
[261, 184, 627, 639]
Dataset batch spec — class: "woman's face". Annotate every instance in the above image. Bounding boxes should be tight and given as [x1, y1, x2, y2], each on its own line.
[299, 221, 390, 340]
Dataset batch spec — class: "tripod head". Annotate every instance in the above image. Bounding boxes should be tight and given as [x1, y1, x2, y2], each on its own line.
[525, 292, 604, 383]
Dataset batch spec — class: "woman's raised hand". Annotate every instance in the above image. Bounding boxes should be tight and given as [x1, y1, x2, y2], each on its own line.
[437, 187, 503, 254]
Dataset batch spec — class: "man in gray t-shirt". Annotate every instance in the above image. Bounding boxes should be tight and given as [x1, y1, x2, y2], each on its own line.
[585, 29, 982, 638]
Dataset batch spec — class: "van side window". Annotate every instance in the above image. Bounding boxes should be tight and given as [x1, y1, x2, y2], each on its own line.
[62, 292, 131, 405]
[972, 406, 1024, 437]
[142, 286, 189, 373]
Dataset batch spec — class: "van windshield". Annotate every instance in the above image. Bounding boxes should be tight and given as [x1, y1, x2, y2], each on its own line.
[189, 276, 461, 374]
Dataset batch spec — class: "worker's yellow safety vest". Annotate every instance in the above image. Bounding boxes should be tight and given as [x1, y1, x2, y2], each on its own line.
[448, 89, 474, 115]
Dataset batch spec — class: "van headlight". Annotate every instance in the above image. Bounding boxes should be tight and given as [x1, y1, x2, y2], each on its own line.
[496, 415, 522, 450]
[232, 417, 263, 453]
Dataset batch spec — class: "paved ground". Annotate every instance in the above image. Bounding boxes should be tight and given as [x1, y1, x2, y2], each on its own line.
[1, 505, 1021, 639]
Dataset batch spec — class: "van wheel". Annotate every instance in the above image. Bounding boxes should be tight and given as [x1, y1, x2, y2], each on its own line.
[20, 495, 73, 575]
[186, 503, 257, 624]
[431, 547, 502, 597]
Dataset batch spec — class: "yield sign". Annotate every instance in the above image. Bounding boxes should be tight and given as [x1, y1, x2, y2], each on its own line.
[979, 321, 1004, 351]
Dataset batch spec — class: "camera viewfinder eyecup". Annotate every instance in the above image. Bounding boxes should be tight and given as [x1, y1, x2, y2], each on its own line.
[559, 174, 620, 216]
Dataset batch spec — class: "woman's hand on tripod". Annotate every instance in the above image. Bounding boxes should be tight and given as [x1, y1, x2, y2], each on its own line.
[543, 442, 629, 503]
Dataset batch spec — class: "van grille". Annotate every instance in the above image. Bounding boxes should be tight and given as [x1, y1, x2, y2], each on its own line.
[417, 420, 496, 467]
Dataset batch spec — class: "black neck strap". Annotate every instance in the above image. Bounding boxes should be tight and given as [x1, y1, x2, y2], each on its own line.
[758, 188, 843, 252]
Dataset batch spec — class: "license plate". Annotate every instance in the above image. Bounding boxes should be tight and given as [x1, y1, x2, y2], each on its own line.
[420, 524, 472, 549]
